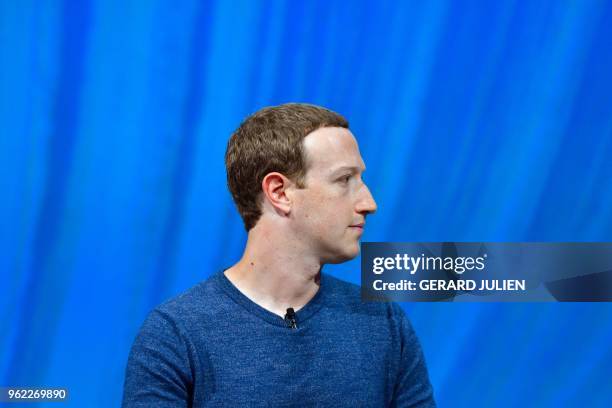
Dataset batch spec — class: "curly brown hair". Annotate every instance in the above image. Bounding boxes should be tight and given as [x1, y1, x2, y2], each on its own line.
[225, 103, 349, 231]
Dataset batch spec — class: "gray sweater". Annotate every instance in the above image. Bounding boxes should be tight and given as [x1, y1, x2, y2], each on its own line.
[122, 270, 436, 407]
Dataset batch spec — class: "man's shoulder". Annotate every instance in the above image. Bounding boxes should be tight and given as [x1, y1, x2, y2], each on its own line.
[323, 273, 363, 304]
[323, 273, 401, 318]
[150, 271, 227, 327]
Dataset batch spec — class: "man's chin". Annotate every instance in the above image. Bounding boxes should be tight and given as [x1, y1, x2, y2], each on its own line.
[324, 245, 360, 264]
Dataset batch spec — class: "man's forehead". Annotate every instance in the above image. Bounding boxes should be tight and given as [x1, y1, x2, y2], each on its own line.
[302, 127, 364, 170]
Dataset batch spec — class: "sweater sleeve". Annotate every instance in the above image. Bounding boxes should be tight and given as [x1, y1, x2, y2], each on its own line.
[122, 309, 194, 408]
[390, 304, 436, 408]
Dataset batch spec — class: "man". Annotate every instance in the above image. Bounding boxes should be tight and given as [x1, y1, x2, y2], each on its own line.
[122, 103, 436, 407]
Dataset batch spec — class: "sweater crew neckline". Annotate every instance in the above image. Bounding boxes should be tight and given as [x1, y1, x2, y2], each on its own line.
[215, 269, 328, 328]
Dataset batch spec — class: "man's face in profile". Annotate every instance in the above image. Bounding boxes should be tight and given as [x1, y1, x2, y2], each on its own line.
[289, 127, 377, 263]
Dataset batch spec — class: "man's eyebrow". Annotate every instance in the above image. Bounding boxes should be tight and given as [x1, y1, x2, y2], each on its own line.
[331, 165, 366, 176]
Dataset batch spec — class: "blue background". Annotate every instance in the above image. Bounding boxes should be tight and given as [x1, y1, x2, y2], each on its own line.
[1, 0, 611, 406]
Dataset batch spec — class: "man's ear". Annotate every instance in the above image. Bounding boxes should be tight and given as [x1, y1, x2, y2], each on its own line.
[261, 172, 292, 216]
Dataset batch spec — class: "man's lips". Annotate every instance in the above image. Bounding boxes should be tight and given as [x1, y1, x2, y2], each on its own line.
[349, 223, 364, 229]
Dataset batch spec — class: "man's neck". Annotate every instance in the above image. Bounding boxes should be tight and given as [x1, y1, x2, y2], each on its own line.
[224, 222, 322, 318]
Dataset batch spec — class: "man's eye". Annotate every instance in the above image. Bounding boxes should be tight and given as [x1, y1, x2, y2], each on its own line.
[339, 175, 351, 183]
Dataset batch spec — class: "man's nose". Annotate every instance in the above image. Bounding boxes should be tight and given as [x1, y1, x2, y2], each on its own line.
[356, 184, 377, 215]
